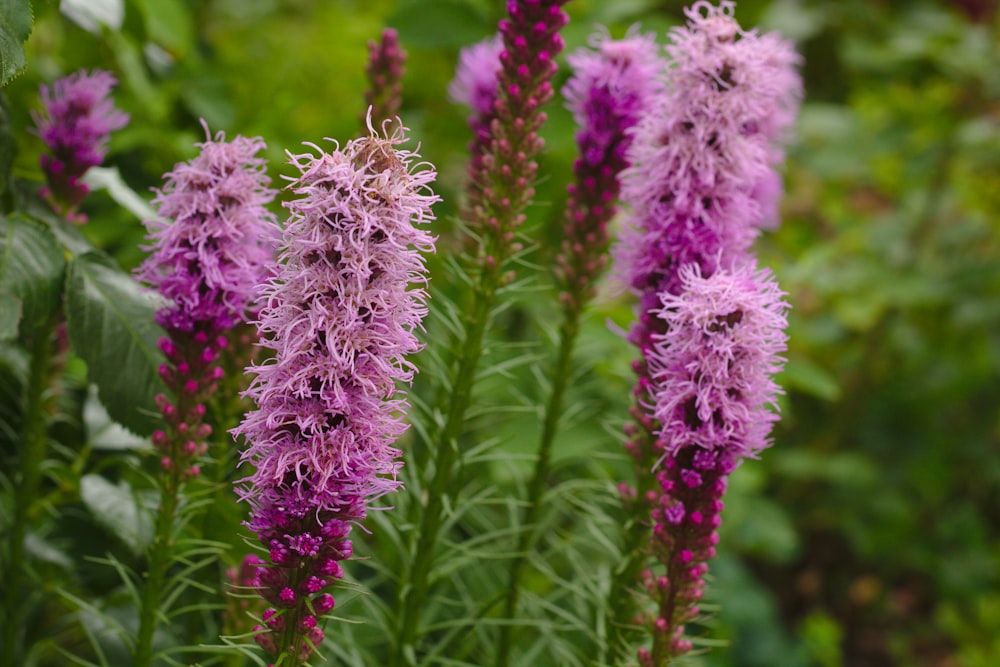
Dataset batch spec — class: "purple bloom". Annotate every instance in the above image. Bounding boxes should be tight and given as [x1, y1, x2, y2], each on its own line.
[448, 35, 503, 118]
[563, 29, 665, 168]
[649, 261, 788, 461]
[556, 29, 664, 309]
[232, 127, 437, 658]
[364, 28, 408, 132]
[640, 261, 788, 665]
[615, 0, 801, 303]
[33, 69, 129, 215]
[136, 125, 279, 334]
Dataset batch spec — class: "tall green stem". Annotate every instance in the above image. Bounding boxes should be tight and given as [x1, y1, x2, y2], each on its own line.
[2, 316, 57, 667]
[133, 461, 183, 666]
[495, 311, 580, 667]
[393, 265, 498, 666]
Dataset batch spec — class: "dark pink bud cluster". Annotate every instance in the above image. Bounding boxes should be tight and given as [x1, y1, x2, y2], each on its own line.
[32, 69, 129, 220]
[151, 332, 228, 477]
[363, 28, 407, 131]
[463, 0, 568, 270]
[449, 35, 504, 198]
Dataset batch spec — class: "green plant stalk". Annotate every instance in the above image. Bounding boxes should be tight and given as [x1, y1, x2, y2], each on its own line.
[133, 462, 184, 667]
[603, 428, 659, 666]
[495, 309, 581, 667]
[2, 316, 58, 667]
[392, 262, 500, 666]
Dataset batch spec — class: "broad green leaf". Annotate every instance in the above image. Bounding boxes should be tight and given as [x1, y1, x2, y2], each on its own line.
[780, 356, 841, 401]
[0, 0, 32, 86]
[0, 213, 66, 335]
[82, 166, 162, 224]
[79, 474, 154, 556]
[0, 92, 14, 196]
[83, 386, 149, 451]
[133, 0, 194, 56]
[389, 0, 490, 48]
[66, 252, 167, 436]
[60, 0, 123, 34]
[0, 291, 19, 339]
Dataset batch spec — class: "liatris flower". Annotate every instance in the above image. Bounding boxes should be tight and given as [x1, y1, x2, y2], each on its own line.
[557, 29, 664, 310]
[33, 69, 129, 220]
[638, 261, 787, 665]
[137, 125, 278, 472]
[233, 126, 437, 663]
[463, 0, 569, 264]
[137, 127, 279, 335]
[449, 34, 504, 207]
[616, 0, 801, 309]
[363, 28, 407, 133]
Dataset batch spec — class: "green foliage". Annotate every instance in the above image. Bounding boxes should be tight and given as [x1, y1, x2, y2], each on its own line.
[0, 213, 65, 335]
[0, 0, 32, 86]
[65, 252, 167, 436]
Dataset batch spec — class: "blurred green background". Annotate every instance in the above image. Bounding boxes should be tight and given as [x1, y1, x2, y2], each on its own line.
[4, 0, 1000, 665]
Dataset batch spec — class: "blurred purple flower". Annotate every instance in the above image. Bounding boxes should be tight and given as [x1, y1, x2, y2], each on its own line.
[233, 127, 437, 659]
[136, 126, 279, 334]
[33, 69, 129, 216]
[449, 35, 504, 118]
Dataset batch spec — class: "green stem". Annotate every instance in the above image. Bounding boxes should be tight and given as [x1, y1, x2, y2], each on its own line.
[133, 466, 183, 667]
[495, 310, 581, 667]
[2, 317, 58, 667]
[392, 266, 498, 666]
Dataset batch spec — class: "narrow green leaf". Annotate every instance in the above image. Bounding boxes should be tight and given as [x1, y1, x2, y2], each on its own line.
[66, 252, 167, 436]
[0, 213, 66, 335]
[0, 92, 15, 196]
[80, 474, 154, 556]
[0, 0, 33, 87]
[133, 0, 193, 56]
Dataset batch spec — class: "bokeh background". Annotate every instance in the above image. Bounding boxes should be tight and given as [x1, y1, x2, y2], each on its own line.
[3, 0, 999, 665]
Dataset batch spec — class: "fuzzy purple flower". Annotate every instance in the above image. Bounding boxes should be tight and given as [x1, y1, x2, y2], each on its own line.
[638, 261, 787, 665]
[449, 35, 504, 119]
[649, 262, 788, 460]
[556, 29, 664, 309]
[33, 69, 129, 217]
[136, 126, 279, 334]
[233, 126, 437, 661]
[615, 0, 801, 305]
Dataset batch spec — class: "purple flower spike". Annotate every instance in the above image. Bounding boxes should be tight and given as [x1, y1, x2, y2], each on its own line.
[449, 35, 504, 119]
[233, 125, 437, 660]
[615, 0, 801, 302]
[449, 35, 505, 198]
[556, 29, 664, 310]
[136, 125, 279, 334]
[650, 262, 788, 460]
[33, 69, 129, 217]
[364, 28, 408, 132]
[642, 261, 787, 663]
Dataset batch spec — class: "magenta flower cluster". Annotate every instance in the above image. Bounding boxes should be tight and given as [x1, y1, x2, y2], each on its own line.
[233, 129, 437, 660]
[136, 128, 279, 334]
[556, 31, 664, 308]
[33, 69, 129, 216]
[616, 0, 801, 308]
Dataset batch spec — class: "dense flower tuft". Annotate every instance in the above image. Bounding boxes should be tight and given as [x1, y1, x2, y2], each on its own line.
[615, 0, 802, 302]
[136, 126, 279, 333]
[33, 69, 129, 216]
[649, 261, 788, 460]
[233, 126, 437, 660]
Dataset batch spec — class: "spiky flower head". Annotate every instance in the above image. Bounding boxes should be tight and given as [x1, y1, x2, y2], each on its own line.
[449, 35, 504, 118]
[616, 0, 801, 302]
[136, 125, 279, 334]
[563, 29, 665, 168]
[33, 69, 129, 215]
[233, 125, 437, 660]
[650, 261, 788, 460]
[556, 29, 665, 309]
